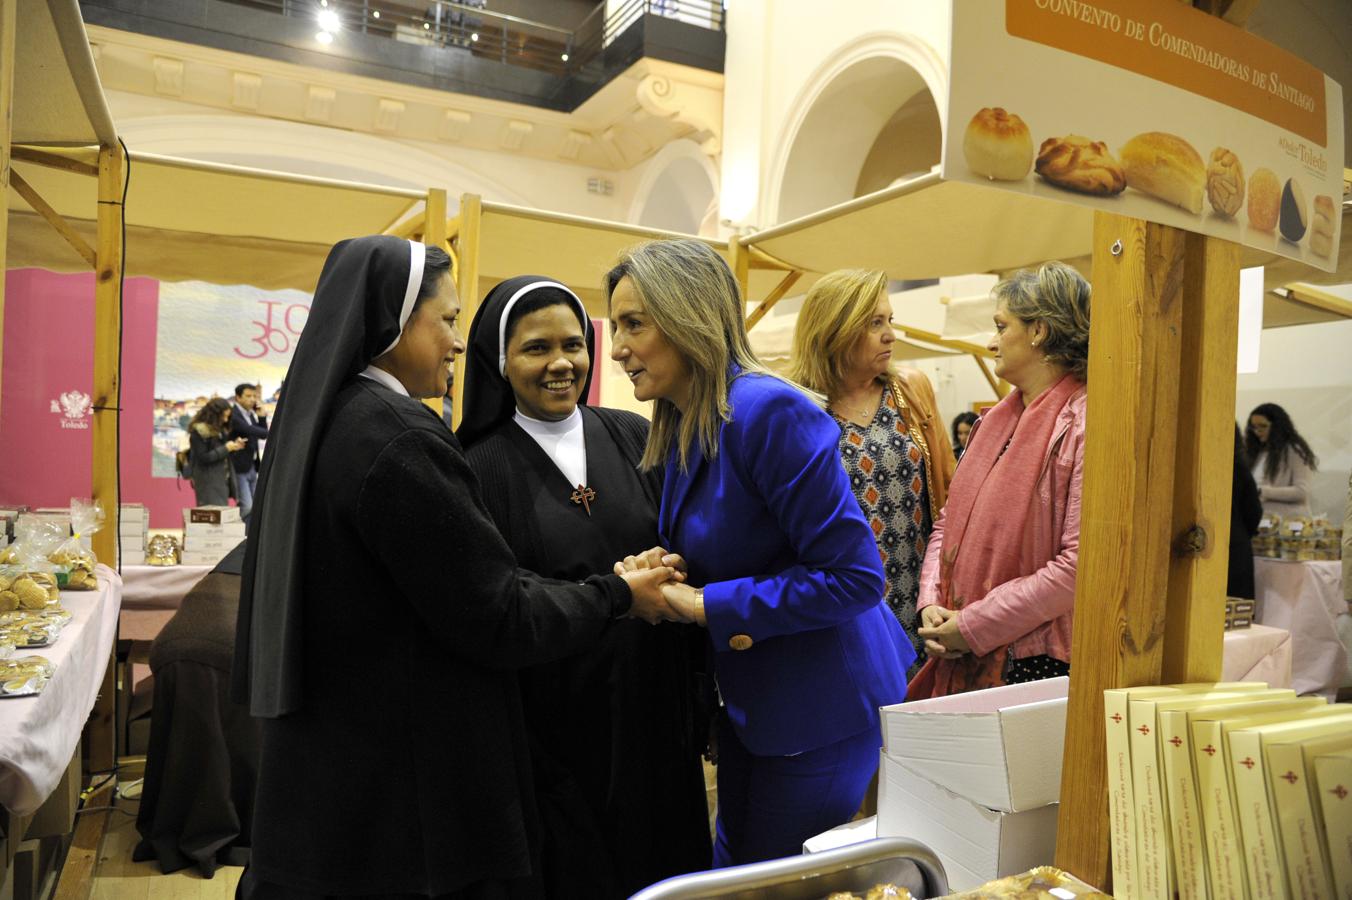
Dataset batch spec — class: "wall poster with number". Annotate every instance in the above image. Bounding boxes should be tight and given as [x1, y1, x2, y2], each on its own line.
[152, 281, 311, 477]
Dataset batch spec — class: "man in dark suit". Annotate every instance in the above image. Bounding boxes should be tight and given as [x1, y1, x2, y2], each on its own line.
[229, 383, 268, 522]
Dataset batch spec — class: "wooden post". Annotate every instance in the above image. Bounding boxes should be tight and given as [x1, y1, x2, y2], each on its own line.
[451, 193, 482, 431]
[729, 237, 750, 304]
[422, 188, 450, 417]
[1161, 233, 1240, 682]
[1055, 212, 1187, 888]
[91, 144, 123, 567]
[0, 0, 15, 423]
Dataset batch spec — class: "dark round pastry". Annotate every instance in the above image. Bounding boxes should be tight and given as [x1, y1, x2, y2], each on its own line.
[1279, 177, 1307, 242]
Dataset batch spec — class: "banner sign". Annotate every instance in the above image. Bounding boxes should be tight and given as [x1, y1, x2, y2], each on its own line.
[944, 0, 1343, 272]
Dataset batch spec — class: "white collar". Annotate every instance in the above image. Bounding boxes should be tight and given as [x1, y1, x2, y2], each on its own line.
[513, 406, 583, 436]
[359, 365, 410, 397]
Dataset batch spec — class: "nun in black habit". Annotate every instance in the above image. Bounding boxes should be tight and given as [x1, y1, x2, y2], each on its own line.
[457, 277, 713, 897]
[231, 236, 679, 899]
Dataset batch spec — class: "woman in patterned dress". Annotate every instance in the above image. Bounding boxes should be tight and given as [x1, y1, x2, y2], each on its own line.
[789, 269, 954, 673]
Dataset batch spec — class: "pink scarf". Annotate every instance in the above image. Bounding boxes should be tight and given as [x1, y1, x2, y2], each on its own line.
[928, 374, 1082, 697]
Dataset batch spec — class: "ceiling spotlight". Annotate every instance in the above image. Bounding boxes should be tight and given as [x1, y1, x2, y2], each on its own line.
[423, 22, 430, 29]
[316, 30, 333, 44]
[561, 53, 569, 61]
[318, 9, 340, 30]
[470, 32, 479, 41]
[372, 9, 380, 18]
[319, 0, 328, 6]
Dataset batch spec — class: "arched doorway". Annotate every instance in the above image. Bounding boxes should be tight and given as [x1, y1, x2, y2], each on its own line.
[630, 139, 719, 236]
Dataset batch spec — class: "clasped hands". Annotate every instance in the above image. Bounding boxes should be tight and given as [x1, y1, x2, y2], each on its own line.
[917, 605, 971, 659]
[612, 546, 706, 626]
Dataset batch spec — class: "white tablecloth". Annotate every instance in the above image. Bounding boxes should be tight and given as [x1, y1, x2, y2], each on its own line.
[1221, 623, 1292, 688]
[0, 565, 122, 816]
[119, 564, 212, 641]
[1254, 558, 1347, 699]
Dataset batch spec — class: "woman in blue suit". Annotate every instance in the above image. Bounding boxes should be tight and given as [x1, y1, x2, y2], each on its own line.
[606, 239, 914, 868]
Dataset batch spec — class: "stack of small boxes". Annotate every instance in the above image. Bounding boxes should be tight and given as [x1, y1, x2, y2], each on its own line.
[0, 505, 26, 549]
[181, 506, 245, 566]
[119, 504, 147, 565]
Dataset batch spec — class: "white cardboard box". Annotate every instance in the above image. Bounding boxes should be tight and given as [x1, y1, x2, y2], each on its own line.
[180, 549, 229, 566]
[880, 676, 1068, 812]
[184, 506, 240, 526]
[802, 815, 878, 854]
[183, 522, 247, 541]
[877, 752, 1059, 892]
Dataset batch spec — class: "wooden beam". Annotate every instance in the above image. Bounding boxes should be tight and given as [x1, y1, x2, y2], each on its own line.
[451, 194, 482, 431]
[972, 354, 1010, 398]
[0, 0, 14, 426]
[10, 170, 98, 268]
[744, 270, 802, 331]
[10, 144, 100, 178]
[420, 188, 451, 418]
[1055, 212, 1186, 889]
[1161, 233, 1239, 682]
[90, 143, 123, 576]
[729, 238, 751, 303]
[745, 244, 799, 273]
[893, 324, 994, 358]
[389, 210, 426, 241]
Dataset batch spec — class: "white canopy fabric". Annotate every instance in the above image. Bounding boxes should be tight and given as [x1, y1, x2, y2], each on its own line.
[14, 1, 116, 147]
[8, 151, 426, 292]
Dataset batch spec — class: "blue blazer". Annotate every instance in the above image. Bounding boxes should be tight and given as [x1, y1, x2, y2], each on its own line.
[660, 370, 914, 757]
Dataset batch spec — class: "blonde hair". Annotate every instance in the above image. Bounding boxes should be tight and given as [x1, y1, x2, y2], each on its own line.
[992, 261, 1091, 382]
[605, 239, 774, 472]
[788, 268, 891, 395]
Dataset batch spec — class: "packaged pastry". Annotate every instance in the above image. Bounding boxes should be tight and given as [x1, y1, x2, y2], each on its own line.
[0, 654, 55, 697]
[47, 498, 102, 590]
[942, 865, 1111, 897]
[0, 571, 60, 610]
[1247, 168, 1280, 231]
[1034, 135, 1126, 195]
[146, 533, 181, 567]
[824, 885, 912, 900]
[1278, 177, 1308, 242]
[1310, 194, 1335, 256]
[1120, 132, 1205, 213]
[964, 108, 1034, 181]
[1205, 147, 1244, 217]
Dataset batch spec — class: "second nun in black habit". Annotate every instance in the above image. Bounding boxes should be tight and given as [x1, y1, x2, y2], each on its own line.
[231, 237, 679, 899]
[457, 277, 712, 897]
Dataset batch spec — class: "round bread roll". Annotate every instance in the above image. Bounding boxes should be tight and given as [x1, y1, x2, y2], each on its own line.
[1310, 194, 1335, 256]
[1205, 148, 1244, 217]
[963, 108, 1034, 181]
[1120, 132, 1205, 214]
[1247, 168, 1280, 231]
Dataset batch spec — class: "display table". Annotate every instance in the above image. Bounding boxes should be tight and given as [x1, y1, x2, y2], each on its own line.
[0, 565, 122, 816]
[1221, 623, 1292, 687]
[1253, 558, 1347, 699]
[119, 564, 212, 641]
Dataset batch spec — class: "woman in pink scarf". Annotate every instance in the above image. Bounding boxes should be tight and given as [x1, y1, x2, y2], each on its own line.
[914, 262, 1090, 697]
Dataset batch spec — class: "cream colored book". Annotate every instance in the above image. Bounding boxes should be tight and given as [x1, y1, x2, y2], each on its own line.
[1314, 748, 1352, 900]
[1228, 709, 1352, 900]
[1264, 731, 1352, 900]
[1154, 691, 1297, 900]
[1104, 682, 1269, 899]
[1192, 699, 1329, 900]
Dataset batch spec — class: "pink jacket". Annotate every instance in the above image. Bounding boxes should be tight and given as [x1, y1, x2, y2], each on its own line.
[917, 387, 1087, 662]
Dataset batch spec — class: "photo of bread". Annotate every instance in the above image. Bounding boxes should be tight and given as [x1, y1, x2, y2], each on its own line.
[1119, 132, 1205, 214]
[1278, 177, 1307, 242]
[1034, 135, 1126, 196]
[1247, 168, 1280, 232]
[1204, 147, 1244, 217]
[1310, 195, 1334, 256]
[963, 108, 1034, 181]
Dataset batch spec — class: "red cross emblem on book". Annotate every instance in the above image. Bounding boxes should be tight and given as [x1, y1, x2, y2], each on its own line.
[1240, 757, 1256, 769]
[1331, 785, 1348, 801]
[1202, 745, 1217, 756]
[1280, 771, 1299, 784]
[1110, 713, 1122, 723]
[570, 485, 596, 516]
[1169, 737, 1183, 748]
[1137, 725, 1150, 736]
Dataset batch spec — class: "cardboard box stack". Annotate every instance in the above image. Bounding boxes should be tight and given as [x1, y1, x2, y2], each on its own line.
[118, 504, 147, 565]
[31, 507, 89, 551]
[1105, 682, 1351, 900]
[0, 505, 27, 547]
[876, 677, 1068, 891]
[181, 506, 245, 566]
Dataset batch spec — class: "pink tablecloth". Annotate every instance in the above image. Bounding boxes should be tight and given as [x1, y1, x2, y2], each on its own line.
[119, 564, 213, 641]
[1254, 558, 1347, 699]
[0, 565, 121, 816]
[1221, 623, 1292, 688]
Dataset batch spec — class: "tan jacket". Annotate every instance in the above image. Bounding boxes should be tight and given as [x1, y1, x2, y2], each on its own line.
[889, 367, 955, 522]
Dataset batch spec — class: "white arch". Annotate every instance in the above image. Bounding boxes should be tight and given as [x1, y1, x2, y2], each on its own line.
[764, 32, 947, 225]
[116, 114, 533, 208]
[626, 138, 720, 235]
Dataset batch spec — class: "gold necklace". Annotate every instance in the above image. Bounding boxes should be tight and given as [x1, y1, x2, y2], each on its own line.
[832, 386, 883, 421]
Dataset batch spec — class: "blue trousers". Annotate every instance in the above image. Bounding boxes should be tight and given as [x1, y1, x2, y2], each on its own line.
[237, 468, 258, 521]
[712, 712, 880, 868]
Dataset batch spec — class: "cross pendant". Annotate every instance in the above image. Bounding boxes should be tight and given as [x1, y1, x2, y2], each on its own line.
[570, 484, 596, 516]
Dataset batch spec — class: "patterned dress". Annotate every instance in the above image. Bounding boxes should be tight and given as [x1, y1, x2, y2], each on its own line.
[833, 382, 931, 675]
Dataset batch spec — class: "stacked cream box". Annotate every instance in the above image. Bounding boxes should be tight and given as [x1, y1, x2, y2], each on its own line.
[31, 507, 92, 552]
[181, 506, 245, 566]
[876, 677, 1069, 891]
[119, 504, 147, 564]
